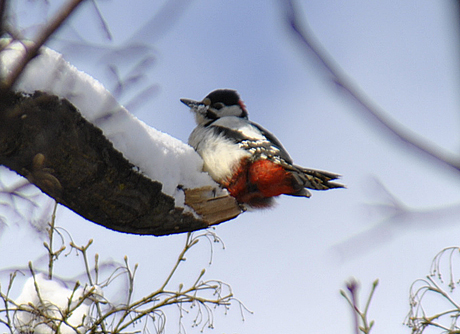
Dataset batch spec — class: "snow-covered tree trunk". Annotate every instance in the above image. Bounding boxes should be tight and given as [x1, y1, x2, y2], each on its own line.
[0, 40, 242, 235]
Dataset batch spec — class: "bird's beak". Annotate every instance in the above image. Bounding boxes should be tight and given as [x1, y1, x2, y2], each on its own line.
[180, 98, 202, 109]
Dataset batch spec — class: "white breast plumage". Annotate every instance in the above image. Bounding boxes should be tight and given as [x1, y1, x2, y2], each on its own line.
[188, 124, 251, 182]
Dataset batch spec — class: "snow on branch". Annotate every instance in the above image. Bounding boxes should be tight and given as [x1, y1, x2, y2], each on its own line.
[0, 39, 241, 235]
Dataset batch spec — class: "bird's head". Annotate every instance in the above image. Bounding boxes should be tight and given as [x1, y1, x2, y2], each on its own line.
[181, 89, 248, 125]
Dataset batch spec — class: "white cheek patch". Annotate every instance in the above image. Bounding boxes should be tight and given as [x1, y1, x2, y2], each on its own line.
[217, 105, 245, 117]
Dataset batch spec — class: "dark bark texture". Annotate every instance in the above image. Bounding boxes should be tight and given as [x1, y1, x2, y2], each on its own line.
[0, 90, 229, 236]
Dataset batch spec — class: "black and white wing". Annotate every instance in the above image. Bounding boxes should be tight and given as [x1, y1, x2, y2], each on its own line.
[209, 117, 293, 164]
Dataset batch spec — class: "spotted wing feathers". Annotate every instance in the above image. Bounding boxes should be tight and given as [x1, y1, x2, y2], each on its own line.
[287, 165, 344, 197]
[209, 120, 344, 198]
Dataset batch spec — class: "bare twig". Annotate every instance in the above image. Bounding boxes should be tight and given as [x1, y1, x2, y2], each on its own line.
[407, 247, 460, 333]
[1, 272, 17, 333]
[340, 278, 378, 334]
[283, 0, 460, 172]
[45, 201, 61, 280]
[69, 239, 109, 333]
[2, 229, 246, 333]
[348, 280, 361, 334]
[89, 0, 112, 41]
[2, 0, 86, 89]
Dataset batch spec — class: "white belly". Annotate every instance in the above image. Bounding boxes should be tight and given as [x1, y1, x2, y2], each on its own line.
[189, 126, 250, 182]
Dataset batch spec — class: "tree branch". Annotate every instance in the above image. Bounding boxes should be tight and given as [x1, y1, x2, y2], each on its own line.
[0, 91, 240, 235]
[2, 0, 86, 89]
[283, 0, 460, 172]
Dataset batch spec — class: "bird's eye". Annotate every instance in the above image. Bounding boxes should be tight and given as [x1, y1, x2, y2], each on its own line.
[203, 98, 211, 106]
[213, 102, 225, 110]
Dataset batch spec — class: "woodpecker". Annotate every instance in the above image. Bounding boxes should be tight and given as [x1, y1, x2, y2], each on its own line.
[181, 89, 343, 209]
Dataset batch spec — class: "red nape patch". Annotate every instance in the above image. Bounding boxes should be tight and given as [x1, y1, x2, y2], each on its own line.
[238, 100, 247, 112]
[248, 159, 295, 197]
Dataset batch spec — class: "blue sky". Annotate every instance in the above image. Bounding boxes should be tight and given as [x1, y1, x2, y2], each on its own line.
[4, 0, 460, 333]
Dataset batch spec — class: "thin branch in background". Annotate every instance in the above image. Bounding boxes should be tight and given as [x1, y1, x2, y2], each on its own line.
[44, 201, 63, 280]
[89, 0, 112, 41]
[283, 0, 460, 173]
[2, 0, 86, 89]
[107, 55, 156, 99]
[124, 83, 159, 112]
[0, 173, 56, 235]
[347, 280, 360, 334]
[69, 239, 109, 333]
[332, 178, 460, 260]
[2, 272, 17, 334]
[340, 278, 378, 334]
[130, 0, 193, 44]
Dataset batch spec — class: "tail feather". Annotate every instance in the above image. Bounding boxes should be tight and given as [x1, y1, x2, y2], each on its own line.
[288, 165, 344, 197]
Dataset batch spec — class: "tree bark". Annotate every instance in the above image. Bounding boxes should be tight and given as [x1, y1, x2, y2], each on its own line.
[0, 90, 240, 236]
